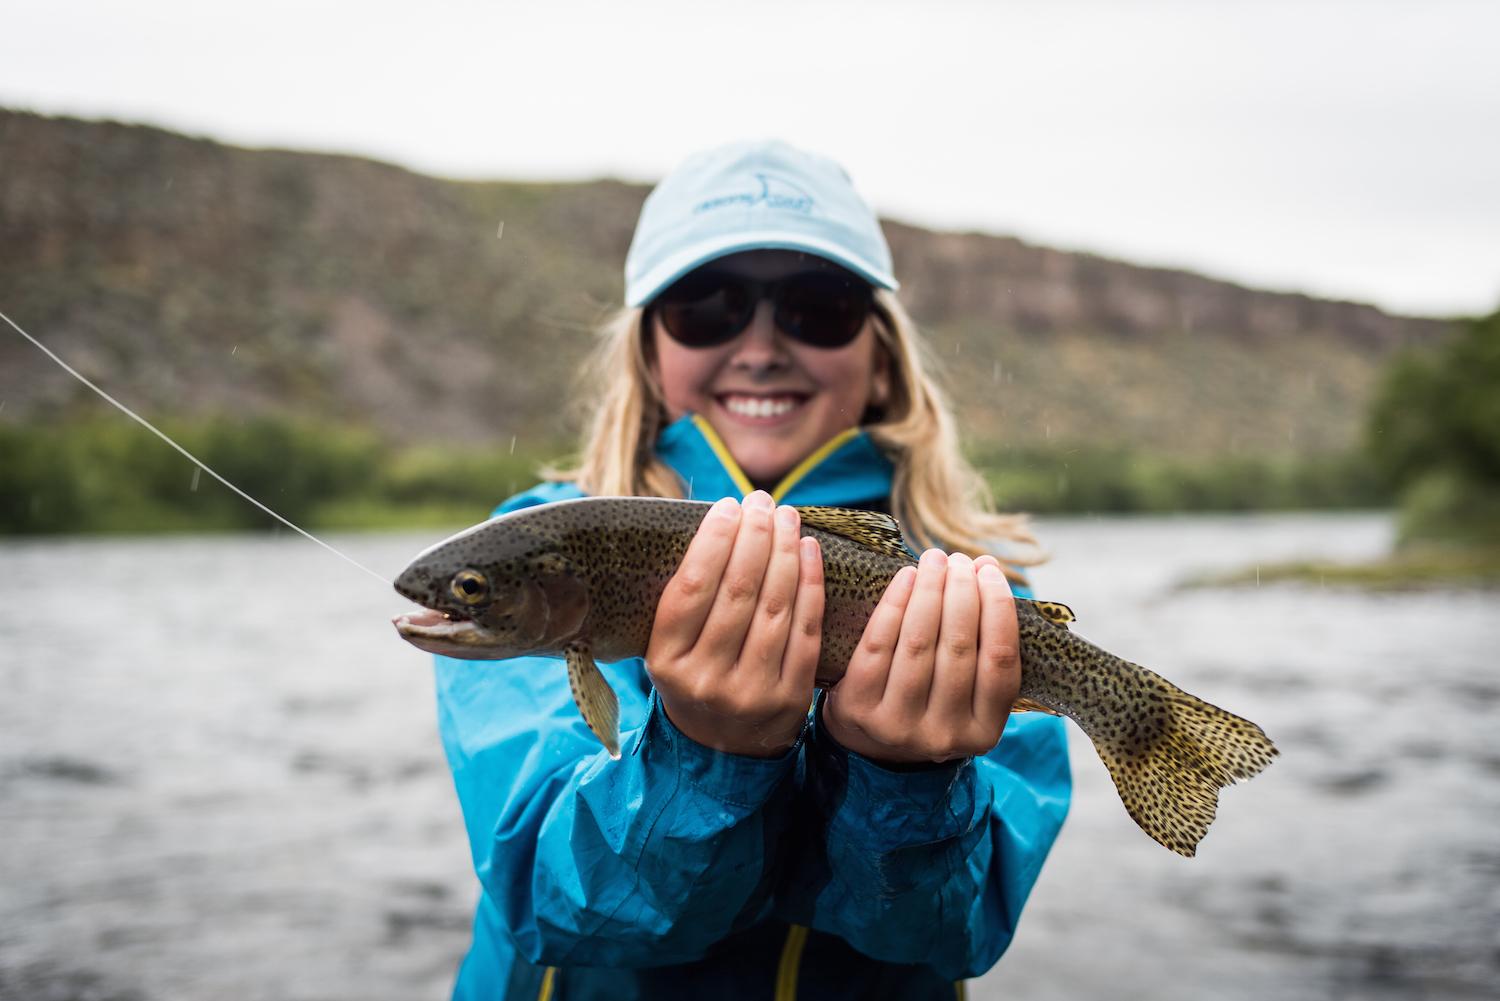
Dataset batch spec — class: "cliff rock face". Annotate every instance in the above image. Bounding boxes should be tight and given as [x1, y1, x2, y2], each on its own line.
[0, 110, 641, 442]
[884, 221, 1443, 350]
[0, 109, 1446, 454]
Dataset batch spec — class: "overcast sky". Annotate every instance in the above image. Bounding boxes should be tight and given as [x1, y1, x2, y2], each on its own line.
[5, 0, 1498, 317]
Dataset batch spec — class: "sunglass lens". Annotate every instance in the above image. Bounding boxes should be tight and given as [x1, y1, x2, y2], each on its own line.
[775, 273, 872, 348]
[658, 274, 753, 347]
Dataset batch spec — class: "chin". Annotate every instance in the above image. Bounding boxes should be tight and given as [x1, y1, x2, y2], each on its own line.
[730, 446, 804, 486]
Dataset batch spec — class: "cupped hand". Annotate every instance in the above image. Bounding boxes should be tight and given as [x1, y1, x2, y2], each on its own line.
[822, 550, 1020, 766]
[646, 491, 825, 758]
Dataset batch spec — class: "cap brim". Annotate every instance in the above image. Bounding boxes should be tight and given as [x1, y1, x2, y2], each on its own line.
[625, 230, 899, 308]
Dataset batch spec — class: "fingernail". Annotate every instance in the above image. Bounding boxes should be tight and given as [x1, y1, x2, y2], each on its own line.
[920, 548, 947, 568]
[745, 490, 774, 510]
[711, 496, 739, 518]
[776, 504, 799, 530]
[948, 552, 973, 571]
[978, 563, 1003, 582]
[801, 536, 819, 559]
[897, 565, 917, 587]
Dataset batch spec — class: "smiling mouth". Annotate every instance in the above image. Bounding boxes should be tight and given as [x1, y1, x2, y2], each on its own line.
[718, 393, 808, 419]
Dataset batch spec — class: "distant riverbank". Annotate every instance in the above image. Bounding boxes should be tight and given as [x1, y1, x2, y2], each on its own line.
[1, 416, 1391, 536]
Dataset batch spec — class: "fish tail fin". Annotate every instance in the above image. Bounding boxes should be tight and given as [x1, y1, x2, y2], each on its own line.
[1090, 682, 1278, 857]
[566, 642, 621, 760]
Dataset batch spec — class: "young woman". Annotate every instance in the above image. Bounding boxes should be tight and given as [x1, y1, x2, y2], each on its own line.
[434, 141, 1071, 1000]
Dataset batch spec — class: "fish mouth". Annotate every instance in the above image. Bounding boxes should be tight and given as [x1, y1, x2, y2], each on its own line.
[392, 608, 509, 660]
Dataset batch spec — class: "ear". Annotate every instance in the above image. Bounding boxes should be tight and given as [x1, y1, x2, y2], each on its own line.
[868, 337, 892, 409]
[642, 309, 661, 381]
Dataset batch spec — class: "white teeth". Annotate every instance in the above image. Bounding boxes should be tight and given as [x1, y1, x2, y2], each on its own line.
[724, 396, 799, 418]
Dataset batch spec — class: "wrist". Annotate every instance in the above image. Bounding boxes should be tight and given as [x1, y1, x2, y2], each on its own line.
[644, 692, 804, 809]
[819, 696, 968, 769]
[657, 690, 808, 759]
[808, 702, 980, 854]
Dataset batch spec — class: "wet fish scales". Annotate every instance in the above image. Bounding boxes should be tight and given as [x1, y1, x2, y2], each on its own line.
[392, 497, 1278, 856]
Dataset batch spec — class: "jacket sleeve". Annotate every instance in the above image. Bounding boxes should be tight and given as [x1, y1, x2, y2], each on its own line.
[435, 653, 804, 968]
[782, 699, 1071, 981]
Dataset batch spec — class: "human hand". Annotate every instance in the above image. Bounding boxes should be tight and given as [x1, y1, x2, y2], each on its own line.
[646, 491, 825, 758]
[822, 550, 1020, 766]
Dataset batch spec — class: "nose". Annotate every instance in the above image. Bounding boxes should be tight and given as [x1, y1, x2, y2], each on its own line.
[727, 300, 791, 374]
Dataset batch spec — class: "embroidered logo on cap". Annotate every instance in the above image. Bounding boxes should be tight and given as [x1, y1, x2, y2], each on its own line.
[693, 174, 816, 215]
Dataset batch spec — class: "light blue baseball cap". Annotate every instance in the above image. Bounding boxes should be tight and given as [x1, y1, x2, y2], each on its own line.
[624, 140, 898, 308]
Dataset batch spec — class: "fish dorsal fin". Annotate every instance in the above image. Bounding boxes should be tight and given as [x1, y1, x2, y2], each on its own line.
[795, 506, 911, 560]
[1033, 600, 1076, 628]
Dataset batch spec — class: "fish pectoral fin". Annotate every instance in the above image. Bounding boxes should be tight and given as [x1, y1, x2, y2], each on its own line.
[795, 506, 911, 560]
[1011, 697, 1063, 716]
[566, 642, 621, 760]
[1032, 600, 1076, 628]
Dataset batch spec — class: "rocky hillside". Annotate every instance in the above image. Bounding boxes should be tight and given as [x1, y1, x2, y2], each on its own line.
[0, 109, 1448, 456]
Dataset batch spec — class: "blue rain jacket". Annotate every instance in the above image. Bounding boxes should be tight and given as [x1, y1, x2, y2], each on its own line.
[435, 415, 1071, 999]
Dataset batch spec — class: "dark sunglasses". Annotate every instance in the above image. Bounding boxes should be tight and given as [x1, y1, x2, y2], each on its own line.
[652, 268, 874, 349]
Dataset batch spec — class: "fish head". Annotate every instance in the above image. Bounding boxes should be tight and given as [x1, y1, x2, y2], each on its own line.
[391, 517, 590, 660]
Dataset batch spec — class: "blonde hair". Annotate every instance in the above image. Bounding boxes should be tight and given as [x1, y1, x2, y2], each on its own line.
[548, 289, 1040, 577]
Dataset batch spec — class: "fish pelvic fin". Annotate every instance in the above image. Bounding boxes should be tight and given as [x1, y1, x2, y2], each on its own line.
[1092, 680, 1279, 857]
[795, 506, 911, 559]
[1011, 697, 1063, 716]
[566, 641, 621, 760]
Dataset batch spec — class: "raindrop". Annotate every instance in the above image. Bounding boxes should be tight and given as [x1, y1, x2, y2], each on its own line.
[510, 435, 516, 454]
[496, 221, 505, 240]
[191, 467, 201, 491]
[231, 345, 237, 355]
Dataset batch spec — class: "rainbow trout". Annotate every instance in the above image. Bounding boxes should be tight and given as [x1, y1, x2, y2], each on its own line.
[392, 497, 1277, 855]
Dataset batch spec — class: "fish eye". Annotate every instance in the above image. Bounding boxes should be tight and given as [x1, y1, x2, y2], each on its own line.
[450, 569, 489, 605]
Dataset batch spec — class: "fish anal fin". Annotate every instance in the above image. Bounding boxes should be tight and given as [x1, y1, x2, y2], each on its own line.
[1033, 601, 1076, 628]
[566, 641, 621, 760]
[1011, 697, 1063, 716]
[795, 506, 911, 560]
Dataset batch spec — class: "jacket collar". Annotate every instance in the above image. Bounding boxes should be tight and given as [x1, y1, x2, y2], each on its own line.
[655, 414, 893, 508]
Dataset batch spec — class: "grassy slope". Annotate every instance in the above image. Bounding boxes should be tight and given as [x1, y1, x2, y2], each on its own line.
[0, 109, 1452, 529]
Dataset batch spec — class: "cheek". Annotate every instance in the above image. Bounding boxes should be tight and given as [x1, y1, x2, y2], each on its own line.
[797, 335, 879, 409]
[652, 324, 722, 418]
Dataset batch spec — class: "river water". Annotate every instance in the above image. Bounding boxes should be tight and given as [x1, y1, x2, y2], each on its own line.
[0, 513, 1495, 1000]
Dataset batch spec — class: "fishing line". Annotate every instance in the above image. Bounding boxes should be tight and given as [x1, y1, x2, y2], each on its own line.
[0, 308, 392, 586]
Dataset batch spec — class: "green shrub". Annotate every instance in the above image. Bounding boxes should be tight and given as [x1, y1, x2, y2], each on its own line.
[975, 446, 1387, 515]
[0, 416, 557, 535]
[0, 416, 384, 533]
[1367, 308, 1500, 542]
